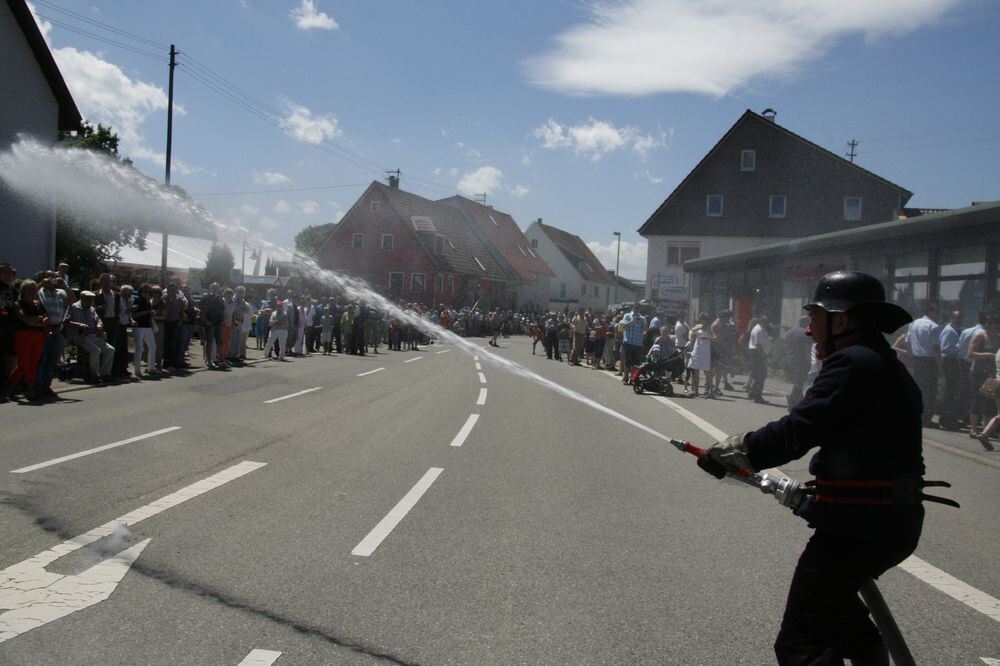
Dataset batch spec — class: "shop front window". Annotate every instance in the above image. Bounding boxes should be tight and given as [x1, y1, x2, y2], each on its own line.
[891, 281, 927, 314]
[938, 278, 986, 318]
[940, 246, 986, 277]
[894, 252, 928, 278]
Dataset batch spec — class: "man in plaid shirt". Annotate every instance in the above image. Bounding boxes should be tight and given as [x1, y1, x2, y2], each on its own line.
[620, 303, 646, 384]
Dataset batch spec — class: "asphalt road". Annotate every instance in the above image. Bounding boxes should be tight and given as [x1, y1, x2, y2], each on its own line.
[1, 337, 997, 664]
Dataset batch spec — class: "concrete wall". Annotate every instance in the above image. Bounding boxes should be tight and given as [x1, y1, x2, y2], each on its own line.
[0, 5, 61, 275]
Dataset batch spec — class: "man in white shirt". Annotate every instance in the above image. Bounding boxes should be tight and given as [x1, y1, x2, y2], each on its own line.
[748, 314, 772, 404]
[675, 311, 692, 388]
[905, 303, 942, 427]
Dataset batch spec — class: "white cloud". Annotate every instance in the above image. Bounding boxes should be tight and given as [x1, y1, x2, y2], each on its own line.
[290, 0, 339, 30]
[521, 153, 533, 166]
[253, 171, 292, 185]
[524, 0, 962, 97]
[239, 204, 260, 215]
[299, 200, 320, 214]
[449, 168, 458, 177]
[457, 166, 503, 197]
[391, 137, 402, 145]
[533, 117, 667, 161]
[587, 239, 648, 280]
[274, 200, 292, 214]
[440, 129, 449, 136]
[258, 216, 280, 231]
[466, 148, 482, 159]
[509, 185, 530, 198]
[336, 211, 346, 221]
[280, 97, 341, 144]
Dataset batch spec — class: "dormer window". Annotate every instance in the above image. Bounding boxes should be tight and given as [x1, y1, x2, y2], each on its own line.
[769, 195, 786, 219]
[370, 200, 380, 213]
[844, 196, 863, 222]
[741, 150, 756, 172]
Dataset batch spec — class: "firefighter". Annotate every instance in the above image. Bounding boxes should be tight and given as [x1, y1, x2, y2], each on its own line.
[703, 271, 924, 665]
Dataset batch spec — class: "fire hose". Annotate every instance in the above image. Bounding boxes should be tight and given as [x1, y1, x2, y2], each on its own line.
[670, 437, 916, 666]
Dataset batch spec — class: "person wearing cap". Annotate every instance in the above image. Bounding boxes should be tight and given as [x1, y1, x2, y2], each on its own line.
[66, 290, 115, 382]
[702, 271, 925, 665]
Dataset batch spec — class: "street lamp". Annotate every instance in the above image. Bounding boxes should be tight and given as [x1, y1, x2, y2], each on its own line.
[613, 231, 621, 306]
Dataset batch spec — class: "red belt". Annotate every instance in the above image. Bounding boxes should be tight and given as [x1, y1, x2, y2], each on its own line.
[809, 479, 959, 508]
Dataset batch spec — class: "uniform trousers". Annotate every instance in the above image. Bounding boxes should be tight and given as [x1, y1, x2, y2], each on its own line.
[910, 356, 938, 425]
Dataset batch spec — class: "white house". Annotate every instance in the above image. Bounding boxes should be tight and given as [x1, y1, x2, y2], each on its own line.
[524, 219, 616, 312]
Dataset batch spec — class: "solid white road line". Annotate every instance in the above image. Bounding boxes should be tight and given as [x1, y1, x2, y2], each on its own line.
[11, 426, 183, 474]
[351, 467, 443, 557]
[450, 414, 480, 447]
[239, 649, 283, 665]
[475, 362, 482, 370]
[477, 388, 487, 406]
[264, 387, 324, 404]
[899, 556, 1000, 623]
[404, 357, 422, 363]
[357, 367, 385, 377]
[478, 372, 487, 384]
[435, 349, 452, 354]
[923, 438, 1000, 471]
[654, 396, 729, 441]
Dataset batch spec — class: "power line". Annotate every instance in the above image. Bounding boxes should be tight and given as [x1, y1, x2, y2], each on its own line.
[32, 0, 168, 49]
[37, 14, 167, 62]
[860, 120, 1000, 145]
[192, 183, 369, 196]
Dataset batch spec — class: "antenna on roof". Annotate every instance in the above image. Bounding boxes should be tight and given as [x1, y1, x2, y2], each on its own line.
[475, 193, 487, 206]
[385, 169, 401, 189]
[845, 139, 859, 163]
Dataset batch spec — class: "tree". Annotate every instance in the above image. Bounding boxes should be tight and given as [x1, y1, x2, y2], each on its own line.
[264, 257, 277, 276]
[202, 243, 236, 287]
[294, 223, 335, 256]
[55, 121, 148, 286]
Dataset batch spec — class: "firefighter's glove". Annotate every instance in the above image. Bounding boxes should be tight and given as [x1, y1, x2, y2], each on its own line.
[699, 433, 754, 479]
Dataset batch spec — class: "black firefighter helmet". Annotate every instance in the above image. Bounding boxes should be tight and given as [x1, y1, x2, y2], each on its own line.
[805, 271, 912, 333]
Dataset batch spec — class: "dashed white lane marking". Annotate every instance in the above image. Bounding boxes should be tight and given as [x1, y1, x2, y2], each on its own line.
[654, 396, 728, 440]
[357, 367, 385, 377]
[239, 649, 282, 665]
[435, 349, 452, 354]
[478, 372, 487, 384]
[450, 414, 480, 447]
[352, 468, 443, 557]
[475, 362, 482, 370]
[473, 355, 479, 361]
[898, 556, 1000, 623]
[264, 387, 324, 404]
[0, 461, 266, 644]
[404, 357, 422, 363]
[649, 380, 1000, 625]
[477, 388, 487, 406]
[11, 426, 183, 474]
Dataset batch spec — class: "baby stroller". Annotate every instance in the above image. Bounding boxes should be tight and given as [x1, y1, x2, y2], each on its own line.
[631, 348, 685, 396]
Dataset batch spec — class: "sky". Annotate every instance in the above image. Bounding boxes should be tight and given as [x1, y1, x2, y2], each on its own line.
[25, 0, 1000, 279]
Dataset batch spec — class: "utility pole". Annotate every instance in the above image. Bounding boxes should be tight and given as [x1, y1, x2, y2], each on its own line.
[161, 44, 177, 286]
[613, 231, 621, 306]
[846, 139, 859, 163]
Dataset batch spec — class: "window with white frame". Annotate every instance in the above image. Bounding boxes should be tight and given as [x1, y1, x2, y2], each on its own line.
[593, 285, 599, 296]
[435, 274, 443, 293]
[411, 273, 426, 292]
[352, 233, 364, 249]
[531, 238, 539, 248]
[666, 244, 700, 266]
[447, 275, 454, 293]
[473, 256, 486, 272]
[844, 196, 863, 222]
[389, 272, 403, 291]
[769, 195, 787, 219]
[706, 194, 723, 217]
[370, 200, 380, 213]
[741, 150, 756, 172]
[381, 233, 393, 250]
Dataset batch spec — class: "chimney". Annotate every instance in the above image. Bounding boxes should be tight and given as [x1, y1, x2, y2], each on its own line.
[388, 174, 399, 189]
[761, 108, 777, 122]
[536, 217, 542, 224]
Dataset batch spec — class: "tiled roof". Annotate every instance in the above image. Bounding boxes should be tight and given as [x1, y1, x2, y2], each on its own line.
[375, 183, 507, 281]
[439, 196, 555, 282]
[537, 222, 615, 284]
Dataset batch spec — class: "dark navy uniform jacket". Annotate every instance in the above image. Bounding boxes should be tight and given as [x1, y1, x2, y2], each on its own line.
[744, 333, 925, 525]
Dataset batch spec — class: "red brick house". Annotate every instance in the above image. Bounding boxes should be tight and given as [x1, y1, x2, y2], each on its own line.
[440, 196, 555, 311]
[314, 181, 508, 307]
